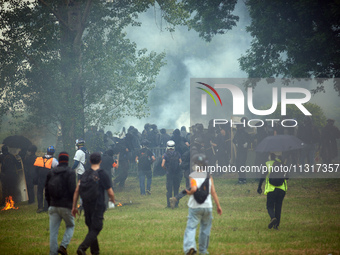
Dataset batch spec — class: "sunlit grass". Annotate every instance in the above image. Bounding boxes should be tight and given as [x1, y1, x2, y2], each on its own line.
[0, 176, 339, 254]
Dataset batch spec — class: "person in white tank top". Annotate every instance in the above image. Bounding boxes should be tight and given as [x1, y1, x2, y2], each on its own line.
[183, 154, 222, 255]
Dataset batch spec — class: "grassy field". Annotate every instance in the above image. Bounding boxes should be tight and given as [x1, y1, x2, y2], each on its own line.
[0, 175, 339, 255]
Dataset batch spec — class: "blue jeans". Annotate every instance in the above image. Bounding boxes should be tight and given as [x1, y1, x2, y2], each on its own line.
[183, 208, 213, 254]
[139, 171, 152, 195]
[48, 206, 75, 255]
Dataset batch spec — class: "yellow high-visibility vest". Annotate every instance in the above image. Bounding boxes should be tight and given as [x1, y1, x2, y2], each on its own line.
[264, 160, 287, 195]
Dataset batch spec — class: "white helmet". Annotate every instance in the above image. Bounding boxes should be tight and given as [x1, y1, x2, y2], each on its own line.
[166, 140, 175, 150]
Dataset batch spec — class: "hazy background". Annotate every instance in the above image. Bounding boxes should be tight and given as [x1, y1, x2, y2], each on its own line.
[108, 1, 339, 133]
[108, 1, 252, 133]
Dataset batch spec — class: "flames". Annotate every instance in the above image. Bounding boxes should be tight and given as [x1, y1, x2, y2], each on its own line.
[1, 196, 18, 211]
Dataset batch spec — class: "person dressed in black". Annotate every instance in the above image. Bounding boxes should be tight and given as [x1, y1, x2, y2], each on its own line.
[22, 144, 38, 204]
[135, 140, 155, 195]
[216, 125, 231, 169]
[159, 128, 171, 149]
[161, 140, 182, 208]
[72, 152, 115, 255]
[171, 129, 189, 156]
[101, 149, 117, 208]
[45, 152, 76, 255]
[113, 139, 130, 190]
[180, 146, 191, 189]
[233, 124, 251, 184]
[0, 145, 22, 205]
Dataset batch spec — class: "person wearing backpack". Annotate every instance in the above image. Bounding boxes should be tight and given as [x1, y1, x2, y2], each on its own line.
[135, 139, 155, 195]
[257, 154, 288, 230]
[72, 152, 115, 255]
[183, 154, 222, 255]
[161, 140, 182, 208]
[45, 152, 76, 255]
[34, 146, 59, 213]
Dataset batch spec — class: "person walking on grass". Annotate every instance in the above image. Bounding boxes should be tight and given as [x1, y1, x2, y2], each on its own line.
[162, 140, 182, 208]
[257, 154, 288, 230]
[34, 146, 59, 213]
[135, 139, 155, 195]
[183, 154, 222, 255]
[72, 152, 115, 255]
[45, 152, 76, 255]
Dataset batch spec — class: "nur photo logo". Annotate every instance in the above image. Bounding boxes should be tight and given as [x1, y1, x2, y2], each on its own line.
[196, 82, 223, 115]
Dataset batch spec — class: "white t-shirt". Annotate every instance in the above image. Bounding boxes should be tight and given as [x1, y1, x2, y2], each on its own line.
[187, 171, 213, 208]
[73, 149, 86, 175]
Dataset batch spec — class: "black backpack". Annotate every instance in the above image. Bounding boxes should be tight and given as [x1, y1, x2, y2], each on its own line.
[269, 161, 286, 186]
[165, 151, 180, 172]
[80, 149, 91, 170]
[79, 169, 100, 203]
[193, 173, 210, 204]
[138, 149, 153, 169]
[48, 170, 66, 200]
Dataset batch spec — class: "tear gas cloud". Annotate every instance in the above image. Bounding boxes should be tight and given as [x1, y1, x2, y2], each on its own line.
[109, 1, 339, 134]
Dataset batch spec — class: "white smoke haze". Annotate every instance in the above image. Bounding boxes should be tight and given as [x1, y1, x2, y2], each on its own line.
[107, 1, 339, 134]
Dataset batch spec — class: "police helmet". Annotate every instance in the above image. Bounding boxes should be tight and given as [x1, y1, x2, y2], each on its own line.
[166, 140, 175, 150]
[75, 139, 85, 147]
[47, 145, 55, 155]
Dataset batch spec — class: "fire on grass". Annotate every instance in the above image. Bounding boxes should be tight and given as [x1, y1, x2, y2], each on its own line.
[2, 196, 18, 211]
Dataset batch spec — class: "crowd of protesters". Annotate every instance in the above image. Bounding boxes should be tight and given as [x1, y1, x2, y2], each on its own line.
[0, 117, 340, 254]
[1, 117, 340, 206]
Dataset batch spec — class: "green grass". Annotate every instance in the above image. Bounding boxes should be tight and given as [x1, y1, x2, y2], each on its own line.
[0, 176, 340, 255]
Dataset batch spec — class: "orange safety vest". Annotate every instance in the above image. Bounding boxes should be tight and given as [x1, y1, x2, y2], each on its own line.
[34, 157, 53, 169]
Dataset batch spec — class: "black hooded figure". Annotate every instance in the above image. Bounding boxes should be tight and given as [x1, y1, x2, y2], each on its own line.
[0, 145, 22, 204]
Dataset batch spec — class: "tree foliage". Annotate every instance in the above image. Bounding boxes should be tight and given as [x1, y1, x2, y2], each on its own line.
[239, 0, 340, 94]
[0, 0, 238, 151]
[267, 102, 327, 130]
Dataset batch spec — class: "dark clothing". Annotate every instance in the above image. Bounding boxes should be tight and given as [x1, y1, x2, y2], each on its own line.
[113, 160, 129, 188]
[79, 203, 105, 254]
[45, 165, 76, 210]
[171, 134, 188, 156]
[166, 171, 182, 207]
[180, 149, 191, 188]
[23, 153, 37, 204]
[113, 147, 130, 188]
[101, 153, 114, 208]
[79, 168, 111, 253]
[137, 148, 154, 195]
[216, 133, 231, 167]
[163, 150, 182, 207]
[83, 169, 112, 209]
[0, 152, 21, 204]
[159, 133, 171, 148]
[266, 188, 286, 227]
[37, 167, 50, 211]
[101, 154, 114, 181]
[233, 128, 250, 182]
[163, 150, 181, 172]
[137, 148, 154, 172]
